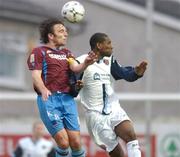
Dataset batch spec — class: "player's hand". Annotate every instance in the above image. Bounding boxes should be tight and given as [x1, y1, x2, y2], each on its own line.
[84, 51, 98, 66]
[41, 89, 52, 101]
[135, 61, 148, 76]
[75, 80, 84, 90]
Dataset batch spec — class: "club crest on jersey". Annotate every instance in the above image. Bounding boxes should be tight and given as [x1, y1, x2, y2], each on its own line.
[93, 73, 100, 80]
[103, 59, 109, 65]
[30, 54, 34, 63]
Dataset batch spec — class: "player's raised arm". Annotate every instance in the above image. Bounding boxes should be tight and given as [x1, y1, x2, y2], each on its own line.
[68, 51, 97, 73]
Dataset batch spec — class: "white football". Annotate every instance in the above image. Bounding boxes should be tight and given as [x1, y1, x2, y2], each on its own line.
[61, 1, 85, 23]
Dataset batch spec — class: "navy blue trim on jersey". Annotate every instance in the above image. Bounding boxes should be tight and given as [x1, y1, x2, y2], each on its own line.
[42, 50, 47, 83]
[102, 84, 108, 114]
[102, 84, 111, 115]
[111, 56, 142, 82]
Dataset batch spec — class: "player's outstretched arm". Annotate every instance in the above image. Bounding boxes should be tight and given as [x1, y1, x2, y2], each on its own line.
[69, 52, 97, 73]
[134, 61, 148, 76]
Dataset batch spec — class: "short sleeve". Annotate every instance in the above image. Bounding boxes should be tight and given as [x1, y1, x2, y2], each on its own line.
[27, 48, 43, 70]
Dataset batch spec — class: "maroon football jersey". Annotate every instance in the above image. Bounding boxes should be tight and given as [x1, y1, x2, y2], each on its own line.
[27, 46, 75, 94]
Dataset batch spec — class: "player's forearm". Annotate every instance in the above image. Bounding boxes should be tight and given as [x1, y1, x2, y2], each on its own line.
[32, 78, 48, 94]
[70, 62, 87, 73]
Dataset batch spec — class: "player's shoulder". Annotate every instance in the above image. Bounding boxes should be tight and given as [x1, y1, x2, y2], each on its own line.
[19, 137, 32, 145]
[104, 55, 121, 66]
[60, 47, 73, 55]
[61, 47, 71, 53]
[31, 46, 44, 54]
[61, 47, 75, 58]
[110, 55, 122, 67]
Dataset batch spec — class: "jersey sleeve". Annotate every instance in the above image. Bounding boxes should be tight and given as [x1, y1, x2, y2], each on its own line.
[27, 47, 43, 70]
[111, 56, 142, 82]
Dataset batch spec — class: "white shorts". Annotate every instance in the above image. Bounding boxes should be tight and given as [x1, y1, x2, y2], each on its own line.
[85, 103, 131, 152]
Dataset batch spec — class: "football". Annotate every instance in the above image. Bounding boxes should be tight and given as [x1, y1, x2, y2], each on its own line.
[61, 1, 85, 23]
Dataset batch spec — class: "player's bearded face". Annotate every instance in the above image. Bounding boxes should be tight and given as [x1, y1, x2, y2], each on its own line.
[52, 24, 68, 46]
[100, 38, 113, 57]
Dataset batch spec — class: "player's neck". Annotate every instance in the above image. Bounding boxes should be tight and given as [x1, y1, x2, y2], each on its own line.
[32, 135, 41, 142]
[46, 42, 60, 50]
[93, 50, 103, 60]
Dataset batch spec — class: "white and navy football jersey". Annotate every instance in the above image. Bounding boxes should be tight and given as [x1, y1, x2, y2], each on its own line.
[13, 137, 55, 157]
[77, 54, 140, 115]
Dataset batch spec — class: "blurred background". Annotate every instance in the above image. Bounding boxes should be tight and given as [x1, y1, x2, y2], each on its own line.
[0, 0, 180, 157]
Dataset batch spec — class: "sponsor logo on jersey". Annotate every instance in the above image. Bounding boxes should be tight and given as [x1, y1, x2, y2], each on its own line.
[93, 73, 100, 80]
[48, 54, 67, 60]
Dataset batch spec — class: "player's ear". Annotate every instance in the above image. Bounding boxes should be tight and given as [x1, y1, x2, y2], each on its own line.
[48, 33, 54, 40]
[97, 43, 102, 50]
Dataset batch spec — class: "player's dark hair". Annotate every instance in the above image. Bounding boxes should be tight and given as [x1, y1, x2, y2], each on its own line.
[39, 18, 64, 44]
[89, 33, 108, 50]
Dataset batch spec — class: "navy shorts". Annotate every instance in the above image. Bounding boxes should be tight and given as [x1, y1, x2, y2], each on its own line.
[37, 93, 80, 136]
